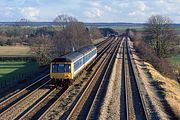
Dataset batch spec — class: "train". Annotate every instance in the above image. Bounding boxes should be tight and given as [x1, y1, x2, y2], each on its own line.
[50, 45, 97, 86]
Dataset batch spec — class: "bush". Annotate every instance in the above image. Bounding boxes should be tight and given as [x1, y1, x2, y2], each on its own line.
[0, 39, 7, 46]
[6, 39, 14, 45]
[133, 37, 176, 79]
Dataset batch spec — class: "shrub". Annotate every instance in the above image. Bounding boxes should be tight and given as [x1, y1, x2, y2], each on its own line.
[133, 37, 176, 79]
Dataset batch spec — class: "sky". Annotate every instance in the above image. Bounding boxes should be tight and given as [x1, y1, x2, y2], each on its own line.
[0, 0, 179, 23]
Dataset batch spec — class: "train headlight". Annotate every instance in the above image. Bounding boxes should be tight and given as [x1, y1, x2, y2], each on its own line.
[65, 74, 70, 77]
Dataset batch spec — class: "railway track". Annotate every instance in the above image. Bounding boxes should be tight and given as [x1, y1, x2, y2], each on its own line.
[85, 38, 122, 119]
[0, 74, 49, 114]
[0, 36, 110, 109]
[0, 36, 115, 120]
[95, 37, 112, 48]
[18, 86, 67, 120]
[64, 37, 121, 119]
[37, 37, 117, 120]
[122, 36, 149, 120]
[96, 37, 114, 54]
[0, 80, 52, 120]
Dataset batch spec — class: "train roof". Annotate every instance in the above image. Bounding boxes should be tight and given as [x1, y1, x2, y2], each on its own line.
[78, 45, 96, 55]
[51, 45, 96, 63]
[52, 52, 83, 62]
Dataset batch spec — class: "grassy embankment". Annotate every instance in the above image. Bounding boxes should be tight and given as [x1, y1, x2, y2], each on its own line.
[145, 62, 180, 118]
[0, 61, 39, 84]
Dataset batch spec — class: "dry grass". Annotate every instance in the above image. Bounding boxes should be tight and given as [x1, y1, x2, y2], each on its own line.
[0, 46, 31, 56]
[91, 37, 106, 44]
[145, 62, 180, 118]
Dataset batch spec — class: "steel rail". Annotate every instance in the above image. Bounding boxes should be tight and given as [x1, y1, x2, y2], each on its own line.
[125, 36, 149, 120]
[0, 80, 51, 118]
[85, 38, 121, 119]
[38, 38, 116, 120]
[18, 88, 57, 120]
[0, 74, 49, 113]
[65, 38, 119, 120]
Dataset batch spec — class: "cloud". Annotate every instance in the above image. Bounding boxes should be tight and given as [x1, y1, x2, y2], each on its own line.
[104, 5, 112, 12]
[138, 1, 147, 11]
[128, 1, 148, 16]
[21, 7, 39, 21]
[84, 7, 103, 18]
[0, 0, 179, 23]
[5, 7, 14, 16]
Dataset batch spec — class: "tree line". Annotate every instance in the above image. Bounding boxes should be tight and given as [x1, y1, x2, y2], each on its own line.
[0, 14, 103, 65]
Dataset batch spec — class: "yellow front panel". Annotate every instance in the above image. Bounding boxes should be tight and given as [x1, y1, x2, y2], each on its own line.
[50, 62, 74, 79]
[50, 73, 73, 79]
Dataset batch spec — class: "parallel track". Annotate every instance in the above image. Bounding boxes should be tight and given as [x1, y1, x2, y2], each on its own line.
[65, 37, 121, 119]
[38, 37, 117, 120]
[18, 86, 67, 120]
[95, 37, 112, 48]
[0, 37, 115, 120]
[86, 37, 122, 119]
[0, 74, 49, 114]
[0, 80, 51, 120]
[122, 36, 149, 120]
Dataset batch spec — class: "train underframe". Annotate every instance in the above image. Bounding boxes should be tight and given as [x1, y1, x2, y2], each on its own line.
[51, 78, 74, 87]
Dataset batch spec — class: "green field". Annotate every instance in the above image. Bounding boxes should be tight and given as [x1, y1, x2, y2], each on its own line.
[169, 55, 180, 65]
[0, 61, 39, 83]
[100, 25, 180, 31]
[111, 26, 144, 31]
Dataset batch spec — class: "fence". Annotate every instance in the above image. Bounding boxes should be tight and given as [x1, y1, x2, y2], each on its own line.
[0, 56, 35, 62]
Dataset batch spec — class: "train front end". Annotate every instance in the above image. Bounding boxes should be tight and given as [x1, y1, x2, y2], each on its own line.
[50, 60, 73, 86]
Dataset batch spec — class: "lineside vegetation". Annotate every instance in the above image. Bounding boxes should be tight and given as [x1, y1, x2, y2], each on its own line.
[129, 15, 179, 81]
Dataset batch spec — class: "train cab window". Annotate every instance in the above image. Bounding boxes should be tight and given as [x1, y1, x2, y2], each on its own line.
[52, 64, 58, 73]
[59, 64, 64, 73]
[64, 64, 71, 73]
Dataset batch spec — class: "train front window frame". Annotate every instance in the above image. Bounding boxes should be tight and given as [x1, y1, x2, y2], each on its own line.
[59, 64, 64, 73]
[52, 64, 58, 73]
[64, 64, 71, 73]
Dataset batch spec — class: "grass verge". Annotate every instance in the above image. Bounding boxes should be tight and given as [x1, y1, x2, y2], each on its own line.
[145, 62, 180, 118]
[0, 61, 39, 84]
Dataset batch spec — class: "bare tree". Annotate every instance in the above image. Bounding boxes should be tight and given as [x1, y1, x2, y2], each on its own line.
[89, 26, 103, 39]
[53, 14, 91, 55]
[53, 14, 78, 28]
[31, 35, 53, 66]
[144, 15, 176, 57]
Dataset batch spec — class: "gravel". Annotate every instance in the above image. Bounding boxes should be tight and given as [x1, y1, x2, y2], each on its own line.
[40, 41, 113, 120]
[0, 85, 51, 120]
[128, 41, 167, 119]
[98, 42, 122, 120]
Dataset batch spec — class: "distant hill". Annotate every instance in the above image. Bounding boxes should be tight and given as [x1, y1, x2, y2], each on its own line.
[0, 22, 179, 28]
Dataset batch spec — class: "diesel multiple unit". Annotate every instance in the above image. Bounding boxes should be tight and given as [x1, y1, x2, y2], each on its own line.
[50, 45, 97, 86]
